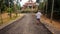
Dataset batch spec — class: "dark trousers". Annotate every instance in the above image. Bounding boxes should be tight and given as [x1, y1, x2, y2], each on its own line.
[37, 18, 41, 23]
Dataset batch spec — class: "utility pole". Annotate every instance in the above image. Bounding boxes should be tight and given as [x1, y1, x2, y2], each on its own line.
[51, 0, 54, 23]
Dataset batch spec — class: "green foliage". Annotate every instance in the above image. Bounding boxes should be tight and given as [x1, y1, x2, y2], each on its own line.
[16, 5, 21, 10]
[7, 8, 12, 13]
[0, 0, 6, 13]
[38, 2, 44, 10]
[0, 0, 14, 13]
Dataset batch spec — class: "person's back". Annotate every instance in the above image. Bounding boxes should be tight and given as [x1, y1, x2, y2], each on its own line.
[36, 11, 42, 19]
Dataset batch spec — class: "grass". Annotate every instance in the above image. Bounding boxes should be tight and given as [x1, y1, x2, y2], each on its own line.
[0, 13, 24, 25]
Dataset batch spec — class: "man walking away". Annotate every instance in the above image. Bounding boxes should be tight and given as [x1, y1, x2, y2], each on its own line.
[35, 10, 42, 24]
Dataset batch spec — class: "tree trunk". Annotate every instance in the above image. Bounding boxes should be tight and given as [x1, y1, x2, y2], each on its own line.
[51, 0, 54, 23]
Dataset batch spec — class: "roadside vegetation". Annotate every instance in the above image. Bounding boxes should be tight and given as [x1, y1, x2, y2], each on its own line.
[0, 0, 21, 25]
[37, 0, 60, 22]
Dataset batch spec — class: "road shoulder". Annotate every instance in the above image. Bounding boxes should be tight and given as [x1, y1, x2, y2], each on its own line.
[0, 14, 25, 30]
[40, 15, 60, 34]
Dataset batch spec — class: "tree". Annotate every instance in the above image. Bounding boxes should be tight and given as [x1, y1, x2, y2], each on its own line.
[0, 0, 14, 13]
[44, 0, 60, 20]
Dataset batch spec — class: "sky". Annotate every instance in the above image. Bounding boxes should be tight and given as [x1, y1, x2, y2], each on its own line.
[20, 0, 36, 7]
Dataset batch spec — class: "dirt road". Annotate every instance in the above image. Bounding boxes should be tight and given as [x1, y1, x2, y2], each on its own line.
[0, 14, 52, 34]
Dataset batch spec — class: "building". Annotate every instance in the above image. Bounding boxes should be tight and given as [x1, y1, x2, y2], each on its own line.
[22, 0, 37, 9]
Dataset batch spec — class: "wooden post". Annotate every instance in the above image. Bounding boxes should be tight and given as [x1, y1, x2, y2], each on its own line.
[51, 0, 54, 23]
